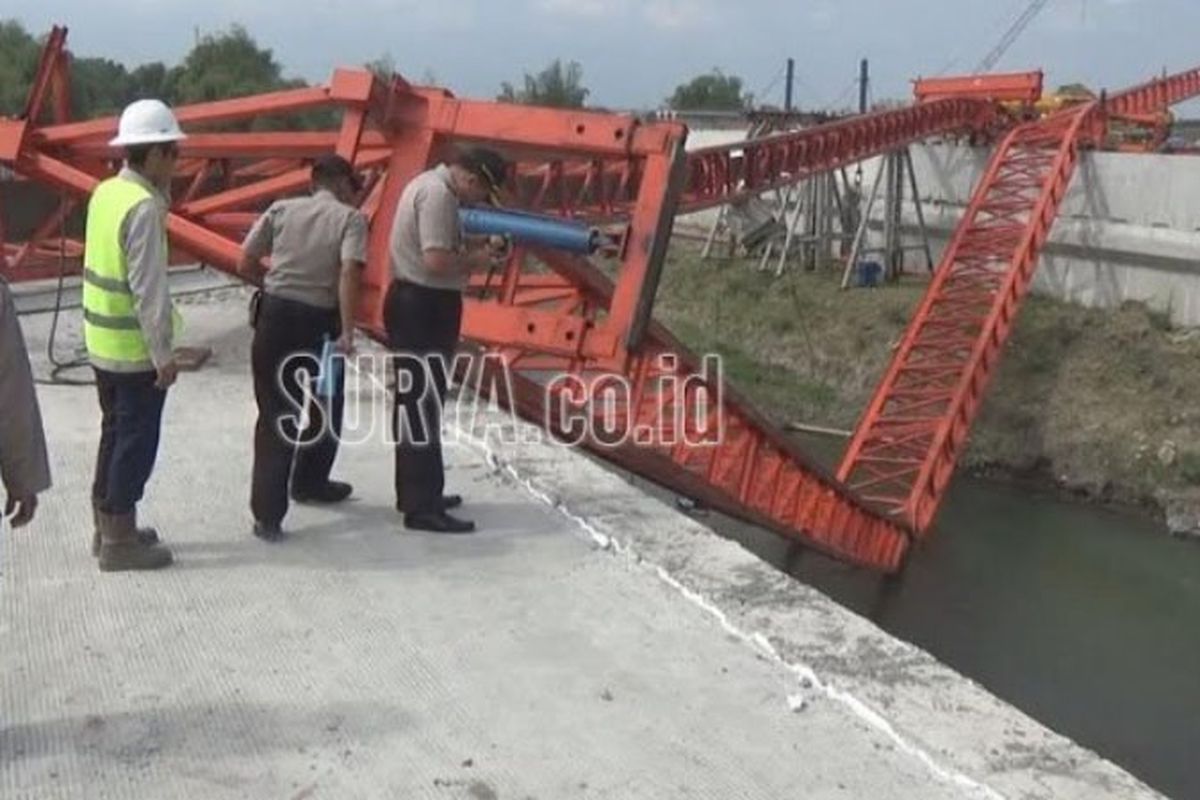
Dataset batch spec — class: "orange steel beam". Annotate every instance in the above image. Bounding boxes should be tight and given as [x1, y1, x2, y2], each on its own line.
[457, 247, 910, 568]
[6, 196, 79, 274]
[1106, 67, 1200, 117]
[489, 98, 999, 221]
[61, 131, 392, 160]
[21, 26, 69, 125]
[679, 98, 997, 212]
[31, 85, 336, 146]
[912, 71, 1044, 104]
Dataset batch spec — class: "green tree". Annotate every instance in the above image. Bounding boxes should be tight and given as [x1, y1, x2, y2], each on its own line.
[70, 57, 133, 117]
[129, 62, 170, 100]
[0, 21, 334, 129]
[166, 25, 332, 130]
[0, 22, 155, 121]
[0, 21, 42, 117]
[498, 59, 588, 108]
[167, 25, 287, 104]
[668, 69, 751, 111]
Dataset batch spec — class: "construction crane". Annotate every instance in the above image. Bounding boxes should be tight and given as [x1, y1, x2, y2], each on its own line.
[975, 0, 1053, 74]
[3, 26, 1198, 572]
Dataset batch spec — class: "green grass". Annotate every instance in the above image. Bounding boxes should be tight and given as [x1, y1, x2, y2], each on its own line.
[651, 243, 1200, 507]
[1179, 452, 1200, 486]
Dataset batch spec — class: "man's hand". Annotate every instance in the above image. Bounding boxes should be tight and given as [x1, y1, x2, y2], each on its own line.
[237, 254, 265, 284]
[464, 235, 510, 271]
[4, 494, 38, 528]
[335, 331, 356, 355]
[155, 359, 180, 390]
[486, 235, 510, 256]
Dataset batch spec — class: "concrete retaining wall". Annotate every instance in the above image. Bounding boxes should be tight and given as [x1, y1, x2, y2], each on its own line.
[903, 144, 1200, 327]
[677, 123, 1200, 328]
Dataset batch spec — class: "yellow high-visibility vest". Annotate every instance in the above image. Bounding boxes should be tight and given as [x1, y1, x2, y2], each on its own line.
[82, 176, 180, 364]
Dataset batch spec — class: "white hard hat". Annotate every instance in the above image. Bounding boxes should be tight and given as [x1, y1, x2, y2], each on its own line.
[108, 99, 187, 147]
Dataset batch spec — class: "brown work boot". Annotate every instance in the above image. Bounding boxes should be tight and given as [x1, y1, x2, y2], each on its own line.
[97, 510, 173, 572]
[91, 499, 161, 557]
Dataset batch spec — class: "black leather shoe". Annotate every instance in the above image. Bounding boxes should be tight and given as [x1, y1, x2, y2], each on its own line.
[404, 510, 476, 534]
[396, 494, 463, 512]
[253, 521, 286, 542]
[292, 481, 353, 504]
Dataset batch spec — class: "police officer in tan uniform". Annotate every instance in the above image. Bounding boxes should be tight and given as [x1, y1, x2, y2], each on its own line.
[385, 147, 508, 533]
[239, 155, 367, 541]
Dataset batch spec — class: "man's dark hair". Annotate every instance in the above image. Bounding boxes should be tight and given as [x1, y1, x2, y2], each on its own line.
[312, 154, 362, 192]
[452, 147, 509, 193]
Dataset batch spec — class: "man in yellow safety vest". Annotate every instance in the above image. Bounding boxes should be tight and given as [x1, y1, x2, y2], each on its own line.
[82, 98, 185, 572]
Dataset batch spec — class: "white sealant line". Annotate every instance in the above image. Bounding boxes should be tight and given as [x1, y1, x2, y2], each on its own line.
[454, 425, 1007, 800]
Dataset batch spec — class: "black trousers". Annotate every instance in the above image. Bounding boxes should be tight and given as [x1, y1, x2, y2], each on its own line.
[92, 369, 168, 515]
[250, 293, 344, 526]
[384, 280, 463, 515]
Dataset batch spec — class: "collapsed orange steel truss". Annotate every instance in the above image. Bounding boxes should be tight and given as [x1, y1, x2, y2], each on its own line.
[3, 26, 1197, 571]
[838, 105, 1095, 530]
[837, 66, 1200, 532]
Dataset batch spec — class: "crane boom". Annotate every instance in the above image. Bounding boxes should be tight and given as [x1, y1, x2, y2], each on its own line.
[975, 0, 1052, 74]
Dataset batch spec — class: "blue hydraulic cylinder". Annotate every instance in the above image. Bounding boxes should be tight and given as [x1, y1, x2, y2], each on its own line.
[458, 207, 600, 254]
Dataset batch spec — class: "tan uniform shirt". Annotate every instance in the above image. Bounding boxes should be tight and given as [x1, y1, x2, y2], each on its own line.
[388, 164, 467, 292]
[242, 189, 368, 309]
[0, 279, 51, 500]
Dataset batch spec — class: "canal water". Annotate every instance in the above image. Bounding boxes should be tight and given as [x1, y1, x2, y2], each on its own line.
[629, 437, 1200, 799]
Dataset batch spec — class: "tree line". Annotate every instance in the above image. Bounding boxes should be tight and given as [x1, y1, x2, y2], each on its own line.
[0, 22, 314, 123]
[0, 19, 756, 123]
[494, 58, 751, 112]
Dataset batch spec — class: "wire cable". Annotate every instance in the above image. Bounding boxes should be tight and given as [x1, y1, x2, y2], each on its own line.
[753, 63, 788, 107]
[40, 197, 92, 386]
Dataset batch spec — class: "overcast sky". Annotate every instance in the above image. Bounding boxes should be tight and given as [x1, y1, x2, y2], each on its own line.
[7, 0, 1199, 112]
